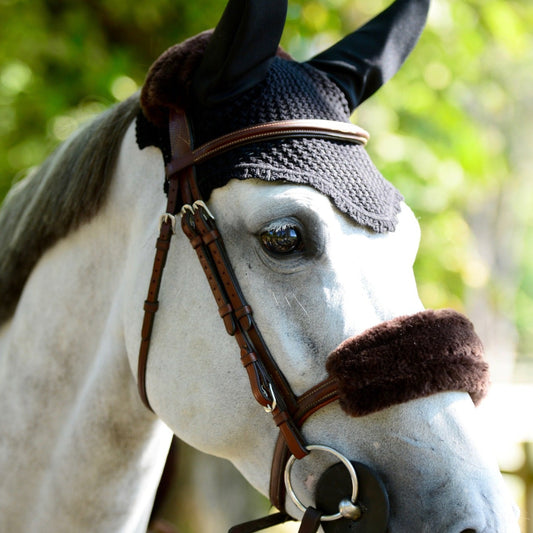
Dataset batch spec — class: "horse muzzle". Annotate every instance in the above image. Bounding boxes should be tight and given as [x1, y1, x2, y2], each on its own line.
[266, 308, 491, 533]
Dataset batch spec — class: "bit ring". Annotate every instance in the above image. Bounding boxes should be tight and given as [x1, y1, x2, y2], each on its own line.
[284, 444, 359, 522]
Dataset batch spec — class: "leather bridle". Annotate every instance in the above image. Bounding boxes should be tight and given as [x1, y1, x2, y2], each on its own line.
[138, 108, 370, 532]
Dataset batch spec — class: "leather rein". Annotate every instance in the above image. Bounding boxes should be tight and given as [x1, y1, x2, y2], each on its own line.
[138, 108, 370, 532]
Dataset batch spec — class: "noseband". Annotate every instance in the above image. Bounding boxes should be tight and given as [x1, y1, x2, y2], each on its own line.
[138, 108, 370, 532]
[137, 109, 489, 533]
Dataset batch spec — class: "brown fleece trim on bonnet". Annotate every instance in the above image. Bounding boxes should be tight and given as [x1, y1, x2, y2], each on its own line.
[140, 30, 293, 127]
[140, 30, 212, 127]
[326, 309, 489, 417]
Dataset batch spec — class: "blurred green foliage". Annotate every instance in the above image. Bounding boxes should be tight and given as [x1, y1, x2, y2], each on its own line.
[1, 0, 532, 359]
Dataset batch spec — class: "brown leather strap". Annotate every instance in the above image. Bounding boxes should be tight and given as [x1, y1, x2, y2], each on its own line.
[190, 204, 299, 407]
[269, 432, 292, 512]
[269, 377, 339, 511]
[165, 119, 369, 176]
[180, 198, 308, 459]
[180, 207, 238, 336]
[137, 110, 193, 410]
[137, 178, 181, 410]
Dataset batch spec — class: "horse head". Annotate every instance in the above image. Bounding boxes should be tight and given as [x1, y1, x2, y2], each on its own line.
[126, 0, 519, 531]
[0, 1, 519, 532]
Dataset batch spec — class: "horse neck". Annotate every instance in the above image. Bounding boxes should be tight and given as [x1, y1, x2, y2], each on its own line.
[0, 123, 173, 532]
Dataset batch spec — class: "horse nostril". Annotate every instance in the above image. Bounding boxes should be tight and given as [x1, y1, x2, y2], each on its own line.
[460, 530, 477, 533]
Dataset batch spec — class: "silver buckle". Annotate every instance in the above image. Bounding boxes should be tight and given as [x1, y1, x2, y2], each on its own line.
[263, 382, 278, 413]
[192, 200, 215, 220]
[159, 213, 177, 233]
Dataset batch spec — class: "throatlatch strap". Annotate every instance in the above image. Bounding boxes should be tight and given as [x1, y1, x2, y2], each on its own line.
[137, 109, 193, 410]
[137, 166, 182, 410]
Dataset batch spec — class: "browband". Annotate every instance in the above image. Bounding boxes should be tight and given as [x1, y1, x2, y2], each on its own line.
[164, 118, 369, 176]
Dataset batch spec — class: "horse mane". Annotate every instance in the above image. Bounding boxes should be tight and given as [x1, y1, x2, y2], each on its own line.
[0, 95, 141, 325]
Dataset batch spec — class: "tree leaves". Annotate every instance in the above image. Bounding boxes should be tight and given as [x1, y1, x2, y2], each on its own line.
[1, 0, 531, 359]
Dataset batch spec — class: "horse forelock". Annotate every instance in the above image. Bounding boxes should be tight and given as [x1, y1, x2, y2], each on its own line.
[0, 95, 140, 325]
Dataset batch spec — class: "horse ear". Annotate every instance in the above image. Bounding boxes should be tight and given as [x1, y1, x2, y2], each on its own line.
[191, 0, 288, 107]
[306, 0, 430, 111]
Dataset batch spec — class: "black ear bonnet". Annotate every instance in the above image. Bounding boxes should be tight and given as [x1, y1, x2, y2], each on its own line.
[137, 0, 429, 233]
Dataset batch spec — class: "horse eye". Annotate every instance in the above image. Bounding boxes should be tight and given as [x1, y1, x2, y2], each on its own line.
[260, 225, 304, 255]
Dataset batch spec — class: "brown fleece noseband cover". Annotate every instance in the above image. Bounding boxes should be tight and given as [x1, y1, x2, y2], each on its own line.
[326, 309, 489, 417]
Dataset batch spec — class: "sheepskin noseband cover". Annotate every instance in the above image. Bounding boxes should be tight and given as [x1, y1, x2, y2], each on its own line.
[326, 309, 489, 417]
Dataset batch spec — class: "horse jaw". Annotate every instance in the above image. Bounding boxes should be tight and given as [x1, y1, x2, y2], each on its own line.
[129, 177, 519, 531]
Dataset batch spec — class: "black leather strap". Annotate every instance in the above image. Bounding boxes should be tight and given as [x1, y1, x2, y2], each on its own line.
[299, 507, 323, 533]
[228, 512, 294, 533]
